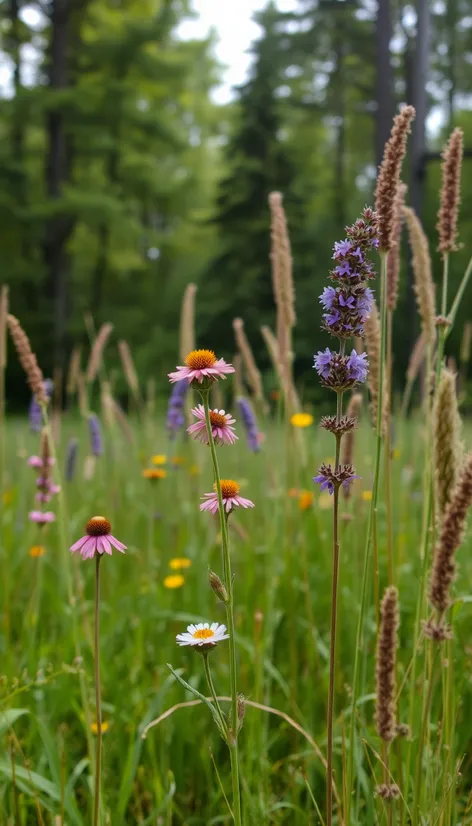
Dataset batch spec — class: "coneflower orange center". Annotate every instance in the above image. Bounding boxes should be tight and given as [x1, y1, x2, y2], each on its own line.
[86, 516, 111, 536]
[209, 410, 227, 428]
[193, 628, 215, 640]
[216, 479, 240, 498]
[185, 349, 217, 370]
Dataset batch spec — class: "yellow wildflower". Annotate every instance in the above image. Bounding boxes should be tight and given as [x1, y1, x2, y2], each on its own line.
[152, 454, 167, 465]
[164, 575, 184, 589]
[392, 448, 401, 460]
[91, 721, 109, 735]
[2, 489, 13, 506]
[290, 413, 314, 428]
[142, 468, 167, 480]
[169, 558, 192, 571]
[29, 546, 46, 558]
[362, 490, 373, 502]
[298, 491, 314, 511]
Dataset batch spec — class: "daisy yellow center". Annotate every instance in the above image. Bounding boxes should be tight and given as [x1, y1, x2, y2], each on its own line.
[86, 516, 111, 536]
[185, 349, 217, 370]
[209, 410, 227, 428]
[193, 628, 215, 640]
[216, 479, 240, 498]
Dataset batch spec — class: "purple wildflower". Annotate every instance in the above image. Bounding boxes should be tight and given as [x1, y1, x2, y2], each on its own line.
[29, 379, 53, 432]
[313, 469, 361, 495]
[65, 438, 79, 482]
[166, 378, 188, 437]
[335, 261, 351, 277]
[237, 396, 260, 452]
[339, 293, 355, 309]
[357, 288, 374, 320]
[88, 414, 103, 457]
[320, 286, 337, 310]
[333, 240, 352, 258]
[325, 310, 341, 326]
[314, 348, 334, 379]
[347, 351, 369, 383]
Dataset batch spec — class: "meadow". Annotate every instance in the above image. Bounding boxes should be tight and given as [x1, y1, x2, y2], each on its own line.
[1, 110, 472, 826]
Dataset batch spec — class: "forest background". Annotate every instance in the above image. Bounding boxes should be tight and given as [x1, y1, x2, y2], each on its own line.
[1, 0, 471, 408]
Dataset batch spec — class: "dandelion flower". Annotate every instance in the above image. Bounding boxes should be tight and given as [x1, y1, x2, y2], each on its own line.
[291, 413, 314, 428]
[176, 622, 229, 648]
[70, 516, 127, 560]
[188, 405, 238, 446]
[152, 455, 167, 465]
[29, 510, 55, 525]
[169, 558, 192, 570]
[200, 480, 255, 514]
[164, 574, 185, 589]
[29, 545, 46, 558]
[142, 468, 167, 481]
[169, 349, 235, 385]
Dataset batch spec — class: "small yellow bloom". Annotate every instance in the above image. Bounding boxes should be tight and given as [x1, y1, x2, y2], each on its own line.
[152, 454, 167, 465]
[290, 413, 314, 428]
[142, 468, 167, 480]
[2, 489, 13, 506]
[169, 558, 192, 570]
[189, 464, 200, 477]
[362, 490, 373, 502]
[164, 574, 185, 589]
[29, 546, 46, 558]
[298, 491, 314, 511]
[171, 456, 185, 466]
[318, 493, 332, 510]
[392, 448, 401, 460]
[91, 721, 109, 735]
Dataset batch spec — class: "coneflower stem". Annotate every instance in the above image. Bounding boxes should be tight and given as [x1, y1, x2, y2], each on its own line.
[202, 394, 242, 826]
[347, 250, 388, 824]
[93, 554, 102, 826]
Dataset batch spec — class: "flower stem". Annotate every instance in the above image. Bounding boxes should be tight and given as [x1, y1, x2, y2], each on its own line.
[326, 386, 344, 826]
[202, 393, 242, 826]
[202, 653, 229, 740]
[346, 250, 388, 824]
[93, 555, 102, 826]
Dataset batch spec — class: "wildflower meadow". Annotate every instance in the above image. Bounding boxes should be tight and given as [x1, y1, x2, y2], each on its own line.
[2, 104, 472, 826]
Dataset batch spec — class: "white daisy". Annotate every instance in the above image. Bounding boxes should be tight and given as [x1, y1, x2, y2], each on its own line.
[176, 622, 230, 648]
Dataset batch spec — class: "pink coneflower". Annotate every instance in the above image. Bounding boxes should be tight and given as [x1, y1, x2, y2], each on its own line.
[168, 349, 235, 385]
[70, 516, 127, 560]
[188, 405, 238, 445]
[200, 480, 255, 514]
[28, 455, 55, 469]
[29, 510, 55, 525]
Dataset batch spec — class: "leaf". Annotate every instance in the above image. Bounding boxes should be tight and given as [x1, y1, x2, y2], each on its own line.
[0, 759, 60, 801]
[166, 664, 228, 740]
[0, 708, 29, 736]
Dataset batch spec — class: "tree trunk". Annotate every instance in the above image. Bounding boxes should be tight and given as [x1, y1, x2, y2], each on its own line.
[375, 0, 394, 169]
[44, 0, 73, 372]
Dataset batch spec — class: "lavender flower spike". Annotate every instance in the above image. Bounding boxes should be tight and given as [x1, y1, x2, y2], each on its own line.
[237, 396, 260, 452]
[166, 378, 188, 437]
[314, 348, 334, 379]
[65, 437, 79, 482]
[347, 351, 369, 383]
[88, 414, 103, 457]
[29, 379, 53, 432]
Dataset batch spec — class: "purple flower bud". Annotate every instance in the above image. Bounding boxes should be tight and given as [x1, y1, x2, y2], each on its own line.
[29, 379, 53, 432]
[88, 414, 103, 457]
[237, 396, 260, 452]
[320, 286, 337, 310]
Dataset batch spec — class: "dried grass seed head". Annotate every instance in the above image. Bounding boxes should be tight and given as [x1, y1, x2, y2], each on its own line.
[375, 106, 415, 251]
[437, 127, 463, 254]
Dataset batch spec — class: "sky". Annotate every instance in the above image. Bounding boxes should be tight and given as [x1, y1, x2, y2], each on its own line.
[178, 0, 298, 104]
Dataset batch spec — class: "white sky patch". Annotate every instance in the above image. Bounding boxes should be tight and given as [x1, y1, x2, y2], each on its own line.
[178, 0, 298, 104]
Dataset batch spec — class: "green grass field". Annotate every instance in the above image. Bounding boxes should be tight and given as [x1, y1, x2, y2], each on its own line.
[1, 401, 472, 825]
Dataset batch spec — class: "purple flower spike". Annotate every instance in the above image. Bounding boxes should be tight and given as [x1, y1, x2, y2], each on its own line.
[237, 397, 260, 452]
[166, 378, 188, 437]
[88, 414, 103, 457]
[347, 350, 369, 383]
[333, 240, 352, 258]
[314, 348, 334, 379]
[335, 261, 351, 277]
[324, 310, 341, 326]
[338, 293, 355, 309]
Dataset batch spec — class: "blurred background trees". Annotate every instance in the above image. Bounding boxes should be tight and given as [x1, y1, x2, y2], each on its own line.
[1, 0, 471, 403]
